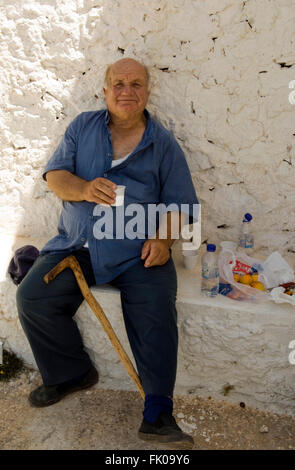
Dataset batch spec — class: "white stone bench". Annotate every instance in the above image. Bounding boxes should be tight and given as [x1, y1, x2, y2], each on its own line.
[1, 233, 295, 416]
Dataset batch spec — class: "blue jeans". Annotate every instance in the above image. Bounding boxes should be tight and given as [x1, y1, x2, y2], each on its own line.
[16, 248, 178, 396]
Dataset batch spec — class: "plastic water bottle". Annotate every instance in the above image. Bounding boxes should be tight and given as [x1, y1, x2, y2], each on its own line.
[201, 244, 219, 297]
[238, 213, 254, 253]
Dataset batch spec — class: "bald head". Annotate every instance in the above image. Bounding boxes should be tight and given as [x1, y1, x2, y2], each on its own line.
[103, 57, 150, 121]
[104, 58, 150, 90]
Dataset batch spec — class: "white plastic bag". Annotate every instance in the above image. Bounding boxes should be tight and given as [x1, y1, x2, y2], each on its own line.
[270, 287, 295, 306]
[258, 252, 294, 289]
[218, 250, 270, 302]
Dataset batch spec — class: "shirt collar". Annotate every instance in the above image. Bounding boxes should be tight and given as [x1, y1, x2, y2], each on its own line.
[104, 108, 154, 144]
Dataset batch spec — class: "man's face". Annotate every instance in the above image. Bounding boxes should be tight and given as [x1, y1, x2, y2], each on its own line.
[103, 59, 150, 120]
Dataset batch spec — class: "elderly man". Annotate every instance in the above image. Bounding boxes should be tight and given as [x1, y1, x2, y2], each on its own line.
[16, 58, 198, 449]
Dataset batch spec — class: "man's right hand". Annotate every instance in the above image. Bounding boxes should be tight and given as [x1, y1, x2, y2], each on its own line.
[82, 177, 117, 205]
[46, 170, 118, 204]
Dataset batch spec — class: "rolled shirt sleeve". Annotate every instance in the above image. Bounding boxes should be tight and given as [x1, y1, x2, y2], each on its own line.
[42, 114, 81, 181]
[159, 135, 199, 225]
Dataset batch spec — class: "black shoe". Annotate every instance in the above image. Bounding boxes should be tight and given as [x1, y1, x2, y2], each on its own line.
[138, 412, 195, 449]
[29, 365, 99, 408]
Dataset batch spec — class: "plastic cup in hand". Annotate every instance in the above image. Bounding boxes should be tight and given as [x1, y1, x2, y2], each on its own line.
[111, 185, 126, 206]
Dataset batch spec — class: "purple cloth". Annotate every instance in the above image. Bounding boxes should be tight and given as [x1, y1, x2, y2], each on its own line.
[8, 245, 39, 285]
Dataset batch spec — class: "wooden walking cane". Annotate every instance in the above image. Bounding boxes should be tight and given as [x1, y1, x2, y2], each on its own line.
[43, 255, 145, 400]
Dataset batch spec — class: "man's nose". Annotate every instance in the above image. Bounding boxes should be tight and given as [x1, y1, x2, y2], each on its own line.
[121, 85, 133, 94]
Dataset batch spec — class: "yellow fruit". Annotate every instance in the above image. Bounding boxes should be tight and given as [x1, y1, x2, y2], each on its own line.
[240, 274, 252, 285]
[251, 281, 265, 291]
[233, 274, 240, 283]
[251, 273, 259, 282]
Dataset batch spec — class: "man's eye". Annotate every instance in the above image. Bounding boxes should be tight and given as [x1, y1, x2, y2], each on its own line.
[133, 83, 141, 87]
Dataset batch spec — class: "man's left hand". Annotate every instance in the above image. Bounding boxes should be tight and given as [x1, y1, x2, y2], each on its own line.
[141, 239, 171, 268]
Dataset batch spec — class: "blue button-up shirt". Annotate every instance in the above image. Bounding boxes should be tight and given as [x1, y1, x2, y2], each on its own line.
[41, 109, 198, 284]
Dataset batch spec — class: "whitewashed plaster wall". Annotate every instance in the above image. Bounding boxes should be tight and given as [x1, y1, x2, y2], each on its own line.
[0, 0, 295, 251]
[1, 1, 295, 415]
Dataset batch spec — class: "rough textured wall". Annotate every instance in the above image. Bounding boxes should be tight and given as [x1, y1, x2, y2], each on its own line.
[1, 0, 295, 248]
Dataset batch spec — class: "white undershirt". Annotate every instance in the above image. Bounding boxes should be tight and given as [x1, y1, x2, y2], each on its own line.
[111, 153, 131, 167]
[84, 153, 131, 247]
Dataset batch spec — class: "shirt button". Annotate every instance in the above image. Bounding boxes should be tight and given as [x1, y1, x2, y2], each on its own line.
[104, 173, 107, 177]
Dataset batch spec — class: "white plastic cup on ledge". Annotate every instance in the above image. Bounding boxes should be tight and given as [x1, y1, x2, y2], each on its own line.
[220, 241, 236, 251]
[182, 242, 199, 270]
[183, 255, 198, 270]
[220, 241, 237, 265]
[182, 242, 198, 255]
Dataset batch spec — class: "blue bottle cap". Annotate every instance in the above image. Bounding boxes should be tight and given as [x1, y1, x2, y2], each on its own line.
[207, 244, 216, 252]
[243, 213, 252, 222]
